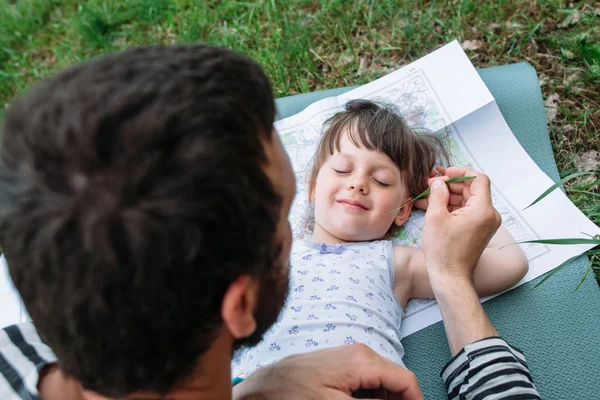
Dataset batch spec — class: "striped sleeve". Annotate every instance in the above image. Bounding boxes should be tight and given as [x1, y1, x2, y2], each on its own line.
[0, 323, 57, 400]
[441, 336, 541, 400]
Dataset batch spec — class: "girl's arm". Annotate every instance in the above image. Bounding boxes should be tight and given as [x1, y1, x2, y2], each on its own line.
[395, 225, 529, 300]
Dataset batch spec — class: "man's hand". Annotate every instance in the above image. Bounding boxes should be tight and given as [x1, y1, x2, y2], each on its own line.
[233, 344, 423, 400]
[421, 167, 501, 281]
[420, 166, 501, 355]
[413, 166, 445, 210]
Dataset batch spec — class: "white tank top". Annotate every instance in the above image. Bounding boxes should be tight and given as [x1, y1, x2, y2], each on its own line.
[232, 239, 405, 379]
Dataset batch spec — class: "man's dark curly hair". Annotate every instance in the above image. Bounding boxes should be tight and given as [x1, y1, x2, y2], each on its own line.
[0, 44, 281, 396]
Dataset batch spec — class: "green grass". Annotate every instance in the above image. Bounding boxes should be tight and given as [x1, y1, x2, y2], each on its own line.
[0, 0, 599, 282]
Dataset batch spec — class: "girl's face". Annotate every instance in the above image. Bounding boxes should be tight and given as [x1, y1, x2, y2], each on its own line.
[311, 131, 412, 244]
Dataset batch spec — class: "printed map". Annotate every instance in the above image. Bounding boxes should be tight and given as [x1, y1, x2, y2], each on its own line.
[276, 69, 547, 320]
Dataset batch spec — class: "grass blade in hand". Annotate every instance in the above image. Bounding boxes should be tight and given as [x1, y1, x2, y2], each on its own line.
[388, 176, 476, 213]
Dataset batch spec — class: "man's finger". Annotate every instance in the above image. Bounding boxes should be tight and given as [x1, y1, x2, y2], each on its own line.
[425, 179, 450, 219]
[369, 364, 423, 400]
[413, 198, 429, 210]
[445, 167, 491, 194]
[449, 193, 463, 206]
[443, 166, 472, 180]
[427, 176, 471, 197]
[447, 182, 468, 194]
[345, 349, 422, 400]
[382, 369, 423, 400]
[328, 389, 365, 400]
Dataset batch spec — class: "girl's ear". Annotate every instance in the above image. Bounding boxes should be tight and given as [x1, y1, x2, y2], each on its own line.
[393, 199, 413, 226]
[308, 182, 316, 202]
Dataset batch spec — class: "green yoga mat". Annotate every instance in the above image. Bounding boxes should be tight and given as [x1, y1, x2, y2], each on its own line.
[275, 62, 600, 399]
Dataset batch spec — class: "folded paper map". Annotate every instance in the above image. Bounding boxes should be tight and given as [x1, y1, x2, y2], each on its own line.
[274, 40, 600, 336]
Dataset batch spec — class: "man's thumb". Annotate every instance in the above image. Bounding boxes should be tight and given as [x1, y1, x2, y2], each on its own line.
[427, 179, 449, 212]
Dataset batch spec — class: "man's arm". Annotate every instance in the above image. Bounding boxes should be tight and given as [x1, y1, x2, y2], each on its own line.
[441, 336, 540, 400]
[422, 168, 540, 399]
[429, 276, 497, 355]
[401, 216, 529, 300]
[431, 273, 539, 399]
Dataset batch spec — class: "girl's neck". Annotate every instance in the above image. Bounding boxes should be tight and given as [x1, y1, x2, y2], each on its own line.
[311, 222, 347, 244]
[311, 222, 388, 245]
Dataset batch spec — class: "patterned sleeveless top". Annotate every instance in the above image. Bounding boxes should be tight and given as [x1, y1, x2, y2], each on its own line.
[232, 239, 405, 379]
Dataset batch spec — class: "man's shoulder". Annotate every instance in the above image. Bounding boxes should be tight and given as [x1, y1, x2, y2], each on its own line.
[1, 323, 57, 400]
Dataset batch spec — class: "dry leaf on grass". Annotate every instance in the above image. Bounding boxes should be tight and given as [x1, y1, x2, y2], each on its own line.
[558, 10, 581, 28]
[561, 49, 575, 59]
[544, 93, 560, 122]
[461, 40, 485, 51]
[562, 124, 574, 133]
[356, 54, 370, 77]
[565, 71, 581, 85]
[341, 55, 354, 64]
[574, 151, 599, 172]
[538, 74, 549, 87]
[486, 23, 501, 32]
[112, 37, 127, 47]
[507, 21, 523, 29]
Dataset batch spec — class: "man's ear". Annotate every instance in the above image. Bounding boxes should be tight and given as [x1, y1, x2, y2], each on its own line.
[393, 199, 413, 226]
[221, 275, 259, 339]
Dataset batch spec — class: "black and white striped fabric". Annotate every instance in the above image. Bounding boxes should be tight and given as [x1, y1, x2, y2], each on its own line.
[0, 323, 56, 400]
[1, 323, 539, 399]
[442, 336, 541, 399]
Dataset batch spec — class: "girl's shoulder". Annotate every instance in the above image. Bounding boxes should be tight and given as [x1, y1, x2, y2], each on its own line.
[290, 239, 320, 257]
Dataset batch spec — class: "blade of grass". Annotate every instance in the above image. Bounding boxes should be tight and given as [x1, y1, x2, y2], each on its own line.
[583, 249, 600, 255]
[388, 176, 476, 213]
[574, 258, 593, 292]
[523, 171, 596, 210]
[568, 189, 600, 198]
[517, 238, 600, 245]
[532, 254, 581, 289]
[531, 248, 599, 290]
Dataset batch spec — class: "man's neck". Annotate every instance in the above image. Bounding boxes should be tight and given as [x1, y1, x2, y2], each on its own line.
[127, 333, 235, 400]
[41, 335, 235, 400]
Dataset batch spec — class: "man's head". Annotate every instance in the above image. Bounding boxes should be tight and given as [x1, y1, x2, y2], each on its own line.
[0, 45, 295, 396]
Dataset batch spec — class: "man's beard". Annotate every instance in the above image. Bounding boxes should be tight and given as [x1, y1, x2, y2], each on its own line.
[234, 259, 290, 351]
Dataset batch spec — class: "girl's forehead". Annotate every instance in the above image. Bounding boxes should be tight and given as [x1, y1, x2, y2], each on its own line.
[338, 123, 372, 148]
[336, 130, 371, 153]
[334, 133, 397, 169]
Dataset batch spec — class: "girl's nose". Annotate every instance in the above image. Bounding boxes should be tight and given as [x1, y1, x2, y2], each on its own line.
[348, 177, 368, 194]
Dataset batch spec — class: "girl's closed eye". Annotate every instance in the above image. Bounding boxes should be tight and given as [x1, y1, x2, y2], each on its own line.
[373, 177, 391, 187]
[372, 172, 394, 187]
[332, 168, 350, 174]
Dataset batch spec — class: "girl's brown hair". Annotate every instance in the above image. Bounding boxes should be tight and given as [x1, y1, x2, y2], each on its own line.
[308, 99, 451, 199]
